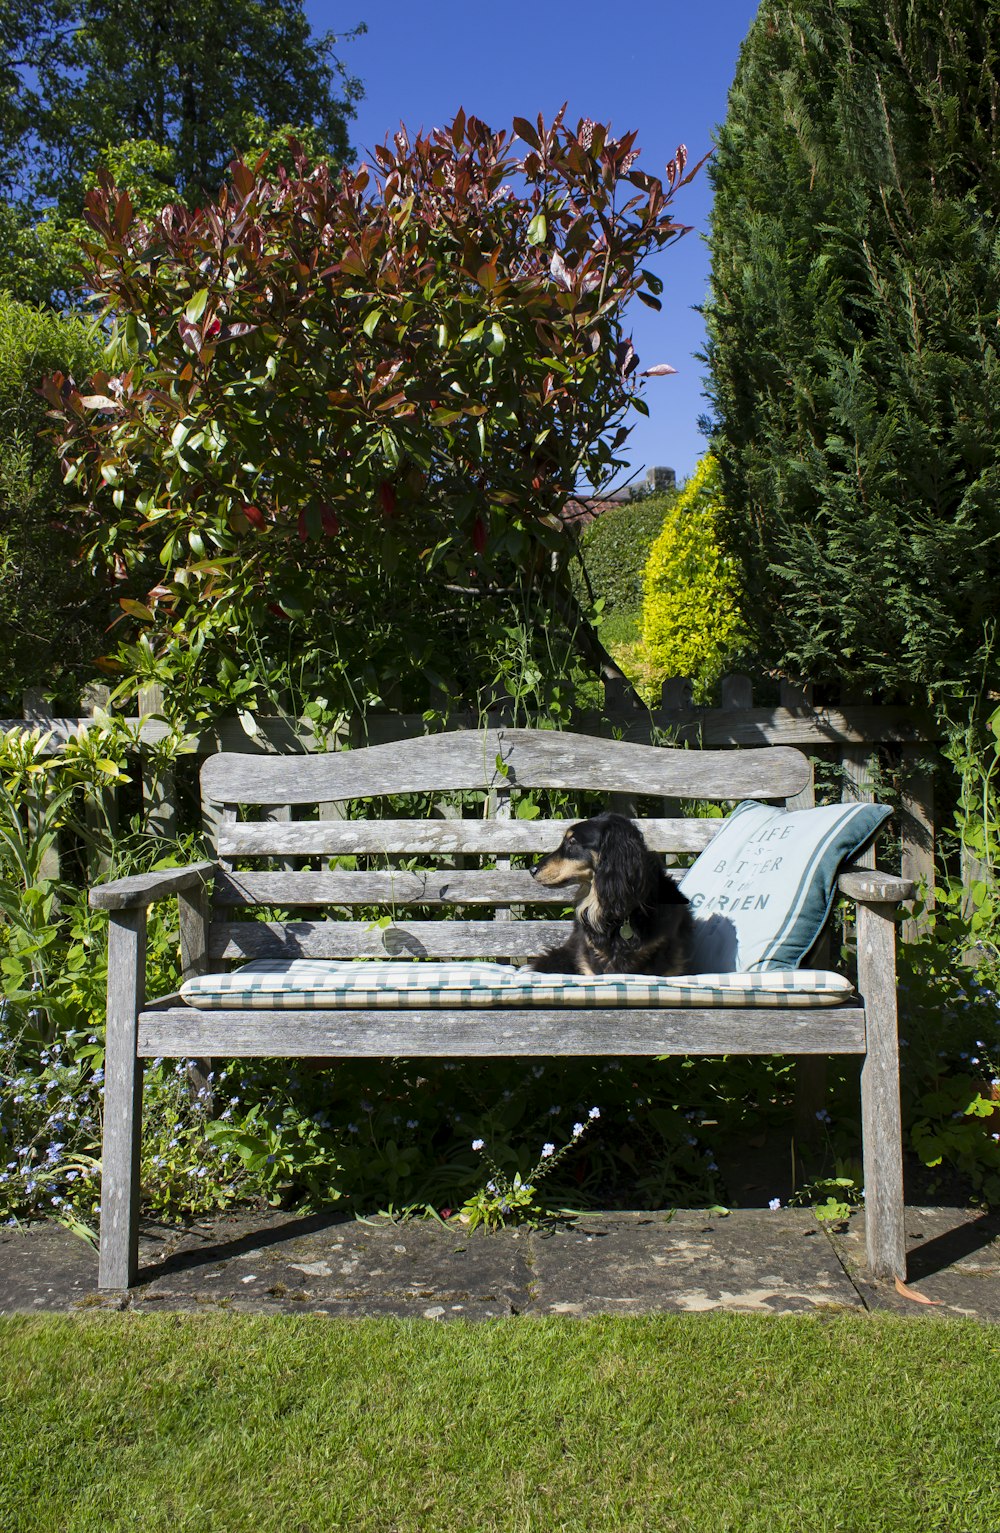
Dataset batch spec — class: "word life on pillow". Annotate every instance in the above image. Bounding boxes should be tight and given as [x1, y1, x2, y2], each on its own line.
[679, 799, 892, 972]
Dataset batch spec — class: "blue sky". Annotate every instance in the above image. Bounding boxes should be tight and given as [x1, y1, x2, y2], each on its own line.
[305, 0, 761, 487]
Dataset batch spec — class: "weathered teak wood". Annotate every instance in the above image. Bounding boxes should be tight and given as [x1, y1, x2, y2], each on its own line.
[98, 910, 146, 1291]
[216, 816, 723, 858]
[136, 1004, 867, 1059]
[212, 868, 607, 907]
[90, 726, 910, 1290]
[856, 897, 906, 1281]
[178, 879, 215, 1110]
[89, 861, 216, 912]
[207, 918, 579, 962]
[200, 729, 812, 805]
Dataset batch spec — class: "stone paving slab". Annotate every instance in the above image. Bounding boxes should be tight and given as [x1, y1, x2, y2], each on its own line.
[0, 1206, 996, 1320]
[827, 1205, 1000, 1320]
[136, 1209, 532, 1318]
[525, 1209, 862, 1315]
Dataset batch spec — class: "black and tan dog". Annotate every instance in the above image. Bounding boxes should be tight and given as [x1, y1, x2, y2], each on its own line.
[530, 812, 693, 976]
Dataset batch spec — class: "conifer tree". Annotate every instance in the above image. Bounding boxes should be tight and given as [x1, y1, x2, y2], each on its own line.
[705, 0, 1000, 704]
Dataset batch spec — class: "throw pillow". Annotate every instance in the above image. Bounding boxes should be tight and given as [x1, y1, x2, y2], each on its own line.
[679, 799, 892, 972]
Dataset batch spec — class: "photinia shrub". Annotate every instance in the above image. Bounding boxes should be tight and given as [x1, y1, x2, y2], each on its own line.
[45, 109, 702, 716]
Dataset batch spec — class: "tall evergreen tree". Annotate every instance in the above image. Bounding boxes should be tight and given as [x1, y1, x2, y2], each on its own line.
[28, 0, 364, 204]
[705, 0, 1000, 704]
[0, 0, 363, 303]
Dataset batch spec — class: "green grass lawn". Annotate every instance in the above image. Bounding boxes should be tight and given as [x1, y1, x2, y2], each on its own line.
[1, 1313, 997, 1533]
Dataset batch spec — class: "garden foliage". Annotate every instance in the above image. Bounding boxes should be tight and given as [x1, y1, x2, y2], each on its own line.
[1, 0, 363, 204]
[0, 0, 364, 305]
[570, 490, 676, 620]
[705, 0, 1000, 704]
[640, 453, 743, 701]
[0, 296, 110, 709]
[47, 111, 699, 720]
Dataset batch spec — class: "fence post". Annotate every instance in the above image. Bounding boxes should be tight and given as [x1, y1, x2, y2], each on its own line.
[779, 682, 817, 809]
[138, 684, 178, 839]
[80, 682, 116, 877]
[719, 672, 753, 711]
[841, 744, 878, 867]
[899, 744, 935, 942]
[655, 677, 695, 830]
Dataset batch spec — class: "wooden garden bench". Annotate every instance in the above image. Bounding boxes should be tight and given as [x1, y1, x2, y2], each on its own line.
[89, 728, 912, 1290]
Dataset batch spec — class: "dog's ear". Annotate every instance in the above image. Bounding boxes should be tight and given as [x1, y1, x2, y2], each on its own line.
[592, 814, 655, 926]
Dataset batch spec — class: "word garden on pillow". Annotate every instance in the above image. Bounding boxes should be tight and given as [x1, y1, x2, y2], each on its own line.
[679, 799, 892, 973]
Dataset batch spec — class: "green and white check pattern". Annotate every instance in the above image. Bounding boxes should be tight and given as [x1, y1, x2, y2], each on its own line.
[180, 960, 856, 1011]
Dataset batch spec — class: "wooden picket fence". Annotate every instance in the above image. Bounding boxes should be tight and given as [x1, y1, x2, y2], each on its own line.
[4, 673, 940, 940]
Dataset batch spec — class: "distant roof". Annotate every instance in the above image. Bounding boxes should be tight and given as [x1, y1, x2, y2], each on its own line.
[559, 466, 675, 530]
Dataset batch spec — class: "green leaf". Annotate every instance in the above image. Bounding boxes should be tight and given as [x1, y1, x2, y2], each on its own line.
[362, 307, 384, 338]
[120, 598, 153, 622]
[184, 289, 209, 323]
[527, 211, 548, 246]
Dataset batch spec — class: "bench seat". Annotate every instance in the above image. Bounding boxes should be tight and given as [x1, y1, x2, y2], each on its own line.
[136, 996, 868, 1059]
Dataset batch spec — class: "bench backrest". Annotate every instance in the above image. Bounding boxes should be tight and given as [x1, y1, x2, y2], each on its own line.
[200, 729, 812, 966]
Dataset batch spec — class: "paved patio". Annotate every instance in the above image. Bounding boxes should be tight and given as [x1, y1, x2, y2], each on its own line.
[2, 1204, 997, 1320]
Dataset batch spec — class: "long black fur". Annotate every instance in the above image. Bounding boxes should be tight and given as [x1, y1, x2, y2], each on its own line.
[530, 812, 693, 976]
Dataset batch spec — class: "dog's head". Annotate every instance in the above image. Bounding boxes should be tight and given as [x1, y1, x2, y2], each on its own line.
[532, 812, 660, 926]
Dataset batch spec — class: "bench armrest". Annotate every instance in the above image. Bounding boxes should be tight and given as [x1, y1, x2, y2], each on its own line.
[89, 860, 217, 911]
[838, 868, 915, 904]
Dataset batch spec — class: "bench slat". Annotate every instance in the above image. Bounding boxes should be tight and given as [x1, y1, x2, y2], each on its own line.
[138, 1004, 867, 1058]
[216, 816, 722, 858]
[209, 918, 576, 961]
[213, 869, 585, 907]
[201, 728, 811, 805]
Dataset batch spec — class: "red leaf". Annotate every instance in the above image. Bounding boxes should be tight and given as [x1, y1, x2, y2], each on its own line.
[640, 364, 677, 377]
[473, 515, 487, 554]
[320, 505, 340, 536]
[297, 508, 309, 542]
[379, 480, 397, 518]
[513, 116, 541, 151]
[230, 159, 255, 200]
[242, 503, 266, 530]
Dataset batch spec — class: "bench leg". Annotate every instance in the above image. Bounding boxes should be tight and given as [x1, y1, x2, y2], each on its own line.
[98, 910, 146, 1291]
[857, 900, 906, 1280]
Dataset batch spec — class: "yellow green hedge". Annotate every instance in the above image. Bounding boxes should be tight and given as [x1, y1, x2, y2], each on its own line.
[640, 454, 742, 702]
